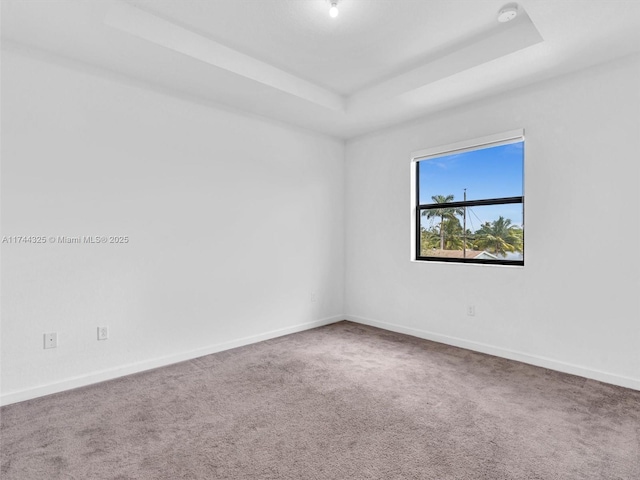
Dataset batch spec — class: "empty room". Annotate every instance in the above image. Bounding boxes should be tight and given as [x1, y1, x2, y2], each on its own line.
[1, 0, 639, 479]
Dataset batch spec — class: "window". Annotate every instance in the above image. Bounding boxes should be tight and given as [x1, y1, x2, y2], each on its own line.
[411, 130, 524, 265]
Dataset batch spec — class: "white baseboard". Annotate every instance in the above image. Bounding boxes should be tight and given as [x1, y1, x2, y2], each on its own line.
[344, 314, 640, 391]
[4, 313, 637, 406]
[0, 315, 343, 406]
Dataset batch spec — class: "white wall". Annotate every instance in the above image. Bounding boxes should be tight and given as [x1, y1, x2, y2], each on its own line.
[0, 49, 345, 404]
[345, 54, 640, 389]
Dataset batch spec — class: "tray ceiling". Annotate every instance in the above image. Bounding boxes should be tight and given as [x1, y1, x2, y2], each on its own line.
[2, 0, 640, 139]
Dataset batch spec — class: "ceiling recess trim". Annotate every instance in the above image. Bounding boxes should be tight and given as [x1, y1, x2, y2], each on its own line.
[104, 1, 345, 112]
[348, 9, 543, 111]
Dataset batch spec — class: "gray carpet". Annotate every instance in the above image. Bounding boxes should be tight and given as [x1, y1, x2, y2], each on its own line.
[1, 321, 639, 479]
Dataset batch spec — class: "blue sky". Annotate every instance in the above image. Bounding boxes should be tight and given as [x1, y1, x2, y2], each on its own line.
[418, 142, 523, 230]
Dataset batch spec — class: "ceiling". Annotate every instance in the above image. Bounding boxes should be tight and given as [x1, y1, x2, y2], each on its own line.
[2, 0, 640, 139]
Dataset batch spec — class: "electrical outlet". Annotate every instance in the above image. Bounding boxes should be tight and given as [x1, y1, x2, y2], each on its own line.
[467, 305, 476, 316]
[97, 326, 109, 341]
[310, 291, 317, 303]
[43, 332, 58, 349]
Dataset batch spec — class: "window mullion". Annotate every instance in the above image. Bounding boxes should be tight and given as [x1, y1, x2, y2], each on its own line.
[418, 196, 523, 211]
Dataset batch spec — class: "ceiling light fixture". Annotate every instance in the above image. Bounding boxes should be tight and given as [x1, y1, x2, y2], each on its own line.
[497, 4, 518, 23]
[329, 1, 339, 18]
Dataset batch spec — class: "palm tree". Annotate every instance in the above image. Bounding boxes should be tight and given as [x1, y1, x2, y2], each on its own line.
[474, 216, 523, 256]
[441, 217, 465, 250]
[420, 226, 440, 255]
[421, 195, 464, 250]
[464, 228, 477, 251]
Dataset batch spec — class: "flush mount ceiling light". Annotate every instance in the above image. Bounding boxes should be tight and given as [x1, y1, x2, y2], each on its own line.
[497, 3, 518, 23]
[329, 1, 339, 18]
